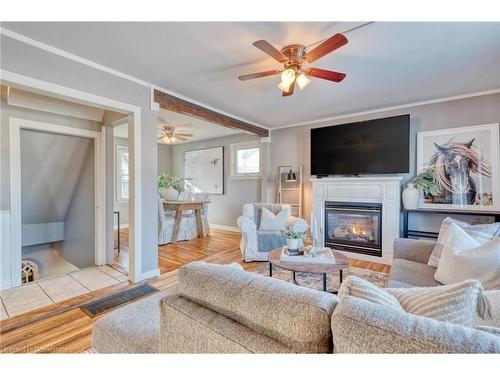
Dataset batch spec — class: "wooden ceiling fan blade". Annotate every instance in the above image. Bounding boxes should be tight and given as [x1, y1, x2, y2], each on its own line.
[238, 70, 280, 81]
[253, 40, 288, 63]
[305, 33, 348, 63]
[282, 80, 295, 97]
[306, 68, 346, 82]
[175, 133, 193, 137]
[175, 136, 188, 141]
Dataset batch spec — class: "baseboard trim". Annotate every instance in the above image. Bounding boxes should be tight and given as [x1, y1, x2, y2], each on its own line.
[209, 224, 239, 233]
[140, 268, 160, 281]
[0, 284, 12, 291]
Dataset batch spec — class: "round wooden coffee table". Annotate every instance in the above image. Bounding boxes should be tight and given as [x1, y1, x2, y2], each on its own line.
[268, 248, 349, 293]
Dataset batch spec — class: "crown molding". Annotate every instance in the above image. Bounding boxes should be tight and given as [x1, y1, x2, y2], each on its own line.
[2, 27, 499, 133]
[272, 88, 500, 130]
[0, 27, 151, 88]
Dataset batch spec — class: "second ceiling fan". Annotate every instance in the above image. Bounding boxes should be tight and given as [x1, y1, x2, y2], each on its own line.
[238, 33, 348, 96]
[157, 123, 193, 144]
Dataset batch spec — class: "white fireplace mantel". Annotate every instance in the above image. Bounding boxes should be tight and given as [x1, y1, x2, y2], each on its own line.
[310, 176, 403, 265]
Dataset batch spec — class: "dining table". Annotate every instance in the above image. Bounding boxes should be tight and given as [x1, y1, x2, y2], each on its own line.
[162, 200, 209, 243]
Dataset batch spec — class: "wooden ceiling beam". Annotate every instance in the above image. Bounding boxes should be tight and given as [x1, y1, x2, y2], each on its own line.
[154, 89, 269, 138]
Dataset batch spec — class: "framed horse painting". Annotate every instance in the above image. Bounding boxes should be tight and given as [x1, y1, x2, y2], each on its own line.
[417, 123, 500, 211]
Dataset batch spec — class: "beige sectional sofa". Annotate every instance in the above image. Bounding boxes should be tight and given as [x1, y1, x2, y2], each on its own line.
[92, 239, 500, 353]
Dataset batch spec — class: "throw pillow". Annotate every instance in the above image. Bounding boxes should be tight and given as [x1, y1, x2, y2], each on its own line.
[259, 206, 288, 231]
[386, 279, 489, 327]
[338, 276, 404, 311]
[428, 217, 500, 267]
[434, 223, 500, 290]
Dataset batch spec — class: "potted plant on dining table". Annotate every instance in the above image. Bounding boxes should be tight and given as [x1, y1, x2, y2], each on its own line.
[158, 173, 190, 201]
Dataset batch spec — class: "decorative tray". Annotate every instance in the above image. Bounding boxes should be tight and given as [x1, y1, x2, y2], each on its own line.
[280, 247, 336, 264]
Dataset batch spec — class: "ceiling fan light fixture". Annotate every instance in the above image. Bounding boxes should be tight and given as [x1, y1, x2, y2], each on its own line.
[239, 33, 348, 97]
[296, 72, 311, 90]
[278, 80, 292, 93]
[278, 68, 296, 92]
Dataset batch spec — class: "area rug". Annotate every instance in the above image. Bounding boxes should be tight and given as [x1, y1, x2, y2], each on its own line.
[252, 263, 388, 291]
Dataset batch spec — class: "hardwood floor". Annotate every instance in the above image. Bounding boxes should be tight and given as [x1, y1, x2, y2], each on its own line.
[112, 228, 129, 273]
[0, 229, 389, 353]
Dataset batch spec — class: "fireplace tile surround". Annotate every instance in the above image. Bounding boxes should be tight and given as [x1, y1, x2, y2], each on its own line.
[311, 176, 403, 265]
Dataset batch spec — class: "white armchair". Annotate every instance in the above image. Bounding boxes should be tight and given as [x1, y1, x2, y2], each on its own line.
[237, 203, 308, 261]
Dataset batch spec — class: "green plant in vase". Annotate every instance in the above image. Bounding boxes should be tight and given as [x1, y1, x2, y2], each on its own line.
[158, 174, 190, 200]
[281, 230, 304, 251]
[413, 168, 441, 198]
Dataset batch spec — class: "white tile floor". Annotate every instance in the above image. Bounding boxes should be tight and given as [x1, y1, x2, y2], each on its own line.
[0, 265, 127, 320]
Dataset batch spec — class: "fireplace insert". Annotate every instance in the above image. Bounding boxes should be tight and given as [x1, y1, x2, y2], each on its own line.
[324, 201, 382, 257]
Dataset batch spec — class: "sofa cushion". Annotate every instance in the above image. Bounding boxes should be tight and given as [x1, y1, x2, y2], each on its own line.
[159, 294, 291, 353]
[434, 223, 500, 290]
[338, 276, 403, 311]
[92, 290, 171, 353]
[259, 207, 288, 230]
[176, 261, 338, 353]
[476, 325, 500, 336]
[251, 204, 288, 229]
[386, 280, 487, 327]
[428, 217, 500, 267]
[387, 259, 441, 288]
[331, 295, 500, 353]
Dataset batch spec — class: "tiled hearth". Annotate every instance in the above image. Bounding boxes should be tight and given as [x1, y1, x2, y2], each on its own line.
[0, 266, 128, 320]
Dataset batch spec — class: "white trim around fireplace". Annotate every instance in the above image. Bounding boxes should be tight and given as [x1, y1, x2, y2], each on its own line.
[310, 176, 403, 265]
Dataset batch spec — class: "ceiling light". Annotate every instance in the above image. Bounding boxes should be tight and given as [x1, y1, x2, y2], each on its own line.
[296, 72, 311, 90]
[278, 68, 296, 92]
[278, 80, 293, 93]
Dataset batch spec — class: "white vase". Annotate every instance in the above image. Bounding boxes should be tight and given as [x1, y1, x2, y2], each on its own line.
[402, 183, 420, 209]
[162, 187, 179, 201]
[286, 238, 299, 250]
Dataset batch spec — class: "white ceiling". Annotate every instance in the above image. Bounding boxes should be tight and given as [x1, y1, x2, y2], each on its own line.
[113, 109, 242, 143]
[4, 22, 500, 128]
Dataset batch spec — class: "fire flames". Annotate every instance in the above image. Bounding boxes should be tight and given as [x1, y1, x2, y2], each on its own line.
[350, 225, 368, 236]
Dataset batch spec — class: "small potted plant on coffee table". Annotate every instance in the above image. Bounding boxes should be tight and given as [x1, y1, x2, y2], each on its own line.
[281, 230, 304, 253]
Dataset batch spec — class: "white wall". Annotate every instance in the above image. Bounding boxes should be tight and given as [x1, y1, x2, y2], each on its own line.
[1, 86, 102, 211]
[1, 90, 100, 283]
[158, 143, 172, 175]
[1, 34, 159, 274]
[60, 139, 95, 268]
[170, 133, 261, 228]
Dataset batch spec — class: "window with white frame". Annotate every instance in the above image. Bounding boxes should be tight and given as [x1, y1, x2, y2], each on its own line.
[116, 145, 129, 200]
[230, 140, 261, 178]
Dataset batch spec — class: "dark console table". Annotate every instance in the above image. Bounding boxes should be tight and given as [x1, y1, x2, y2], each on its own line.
[402, 208, 500, 239]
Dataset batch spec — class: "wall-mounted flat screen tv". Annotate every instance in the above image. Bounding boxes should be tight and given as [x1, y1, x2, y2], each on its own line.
[310, 114, 410, 176]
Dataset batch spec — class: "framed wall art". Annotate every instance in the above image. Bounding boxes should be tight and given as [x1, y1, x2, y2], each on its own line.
[184, 146, 224, 194]
[416, 123, 500, 211]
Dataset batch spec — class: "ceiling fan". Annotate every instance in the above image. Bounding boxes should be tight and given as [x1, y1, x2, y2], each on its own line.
[157, 123, 193, 144]
[238, 33, 348, 97]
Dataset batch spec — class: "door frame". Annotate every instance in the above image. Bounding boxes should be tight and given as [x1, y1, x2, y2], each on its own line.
[2, 69, 144, 286]
[9, 119, 105, 287]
